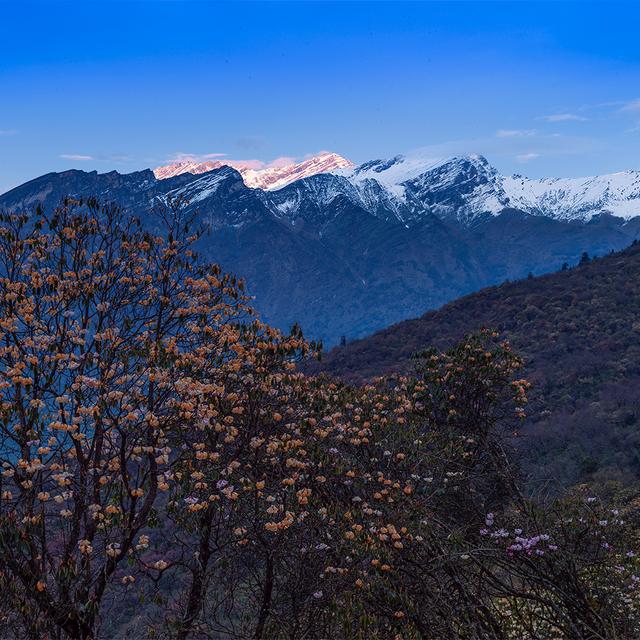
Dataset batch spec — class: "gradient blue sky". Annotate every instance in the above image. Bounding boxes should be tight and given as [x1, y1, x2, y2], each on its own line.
[1, 0, 639, 193]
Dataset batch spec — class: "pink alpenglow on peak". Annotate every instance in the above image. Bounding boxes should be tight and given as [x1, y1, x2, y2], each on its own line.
[153, 152, 355, 191]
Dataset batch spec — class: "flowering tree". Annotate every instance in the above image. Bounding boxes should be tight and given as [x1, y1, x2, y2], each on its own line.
[296, 335, 531, 639]
[0, 199, 259, 639]
[151, 334, 533, 639]
[149, 345, 416, 639]
[478, 490, 640, 639]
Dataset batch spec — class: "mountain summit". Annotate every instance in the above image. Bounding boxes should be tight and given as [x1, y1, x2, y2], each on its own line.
[153, 151, 354, 190]
[328, 152, 640, 225]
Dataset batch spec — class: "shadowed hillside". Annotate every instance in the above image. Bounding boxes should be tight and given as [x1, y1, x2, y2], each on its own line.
[314, 242, 640, 489]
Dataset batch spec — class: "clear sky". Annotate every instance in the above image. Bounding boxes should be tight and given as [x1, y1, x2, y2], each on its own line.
[1, 0, 639, 194]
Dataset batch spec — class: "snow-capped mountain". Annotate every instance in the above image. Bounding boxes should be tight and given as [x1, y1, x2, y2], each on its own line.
[337, 154, 508, 226]
[153, 152, 354, 190]
[501, 171, 640, 221]
[151, 149, 640, 226]
[267, 152, 640, 226]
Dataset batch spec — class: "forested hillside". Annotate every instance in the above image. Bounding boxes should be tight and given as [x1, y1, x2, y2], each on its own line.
[315, 242, 640, 489]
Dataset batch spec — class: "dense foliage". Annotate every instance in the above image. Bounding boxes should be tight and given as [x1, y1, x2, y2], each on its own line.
[314, 242, 640, 490]
[0, 201, 639, 639]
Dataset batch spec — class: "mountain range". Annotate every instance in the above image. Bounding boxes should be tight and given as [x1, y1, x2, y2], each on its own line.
[1, 151, 639, 345]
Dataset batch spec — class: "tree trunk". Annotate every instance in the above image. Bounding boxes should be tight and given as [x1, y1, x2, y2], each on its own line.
[253, 554, 274, 640]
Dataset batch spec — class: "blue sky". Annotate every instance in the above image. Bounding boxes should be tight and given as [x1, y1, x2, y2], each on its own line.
[1, 0, 639, 193]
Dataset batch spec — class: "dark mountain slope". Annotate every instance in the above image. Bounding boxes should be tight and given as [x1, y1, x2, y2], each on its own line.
[314, 242, 640, 489]
[471, 210, 640, 282]
[0, 168, 189, 212]
[200, 198, 491, 342]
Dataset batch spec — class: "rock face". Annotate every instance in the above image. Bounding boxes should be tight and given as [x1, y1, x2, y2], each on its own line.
[1, 152, 639, 346]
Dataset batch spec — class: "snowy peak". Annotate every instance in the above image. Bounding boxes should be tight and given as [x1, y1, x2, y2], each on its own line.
[340, 154, 447, 195]
[153, 159, 228, 180]
[27, 148, 639, 229]
[400, 155, 508, 222]
[245, 152, 354, 191]
[162, 165, 243, 205]
[153, 152, 354, 191]
[329, 153, 640, 224]
[501, 170, 640, 221]
[342, 154, 492, 186]
[317, 154, 507, 225]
